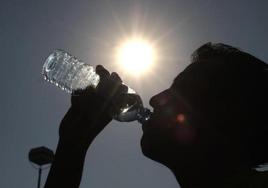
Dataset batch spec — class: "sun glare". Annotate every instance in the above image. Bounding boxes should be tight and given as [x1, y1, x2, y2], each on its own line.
[115, 37, 156, 76]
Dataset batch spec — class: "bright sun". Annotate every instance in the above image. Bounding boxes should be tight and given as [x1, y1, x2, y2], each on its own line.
[115, 37, 156, 76]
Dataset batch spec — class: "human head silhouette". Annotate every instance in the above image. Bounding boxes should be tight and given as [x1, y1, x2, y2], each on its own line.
[141, 43, 268, 187]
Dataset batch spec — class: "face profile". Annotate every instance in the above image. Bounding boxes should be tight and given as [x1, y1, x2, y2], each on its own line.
[141, 43, 268, 187]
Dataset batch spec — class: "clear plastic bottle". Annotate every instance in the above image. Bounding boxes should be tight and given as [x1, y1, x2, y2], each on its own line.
[42, 50, 151, 123]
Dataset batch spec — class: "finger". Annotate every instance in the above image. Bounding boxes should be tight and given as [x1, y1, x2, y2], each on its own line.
[72, 85, 95, 96]
[109, 84, 128, 105]
[118, 84, 128, 94]
[108, 72, 124, 96]
[110, 72, 122, 83]
[96, 65, 110, 81]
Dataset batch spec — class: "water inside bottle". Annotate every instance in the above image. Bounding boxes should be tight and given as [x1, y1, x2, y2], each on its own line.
[42, 50, 100, 93]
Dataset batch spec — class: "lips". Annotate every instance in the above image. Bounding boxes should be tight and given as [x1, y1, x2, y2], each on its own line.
[141, 112, 160, 133]
[141, 113, 155, 132]
[141, 118, 150, 132]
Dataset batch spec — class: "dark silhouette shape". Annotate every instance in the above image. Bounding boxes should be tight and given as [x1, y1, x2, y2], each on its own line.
[29, 147, 54, 166]
[29, 146, 54, 188]
[44, 43, 268, 188]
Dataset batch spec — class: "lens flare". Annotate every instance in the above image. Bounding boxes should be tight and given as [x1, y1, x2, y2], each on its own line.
[176, 114, 186, 124]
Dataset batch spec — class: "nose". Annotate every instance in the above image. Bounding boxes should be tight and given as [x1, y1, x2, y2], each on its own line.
[149, 90, 170, 108]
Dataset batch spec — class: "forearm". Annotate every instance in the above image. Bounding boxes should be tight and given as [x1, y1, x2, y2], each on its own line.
[44, 107, 110, 188]
[44, 78, 113, 188]
[44, 139, 88, 188]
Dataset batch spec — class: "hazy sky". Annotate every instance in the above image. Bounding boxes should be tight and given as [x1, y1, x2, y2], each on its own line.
[1, 0, 268, 187]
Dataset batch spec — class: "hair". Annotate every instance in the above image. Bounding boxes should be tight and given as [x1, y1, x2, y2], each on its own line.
[190, 42, 268, 167]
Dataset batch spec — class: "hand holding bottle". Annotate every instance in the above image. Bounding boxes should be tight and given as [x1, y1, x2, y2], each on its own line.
[59, 65, 127, 147]
[43, 50, 151, 124]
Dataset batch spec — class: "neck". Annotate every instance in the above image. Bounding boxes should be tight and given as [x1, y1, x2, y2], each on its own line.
[169, 163, 253, 188]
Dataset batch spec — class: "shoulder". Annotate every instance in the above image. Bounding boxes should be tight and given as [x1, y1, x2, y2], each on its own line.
[250, 170, 268, 188]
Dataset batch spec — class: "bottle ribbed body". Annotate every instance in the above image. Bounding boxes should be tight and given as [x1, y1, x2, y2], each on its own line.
[42, 50, 100, 93]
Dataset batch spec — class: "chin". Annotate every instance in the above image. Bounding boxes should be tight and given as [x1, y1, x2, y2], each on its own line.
[140, 134, 172, 166]
[141, 134, 157, 159]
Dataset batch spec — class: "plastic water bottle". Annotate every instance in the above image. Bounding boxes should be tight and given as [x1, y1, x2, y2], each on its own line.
[42, 50, 151, 123]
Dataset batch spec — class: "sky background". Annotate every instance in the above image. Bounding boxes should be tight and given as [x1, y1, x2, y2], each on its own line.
[1, 0, 268, 187]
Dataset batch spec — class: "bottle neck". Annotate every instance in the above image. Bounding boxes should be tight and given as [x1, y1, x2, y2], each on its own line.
[137, 108, 151, 124]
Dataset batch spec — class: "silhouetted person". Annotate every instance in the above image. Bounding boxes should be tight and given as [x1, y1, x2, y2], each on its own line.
[44, 43, 268, 188]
